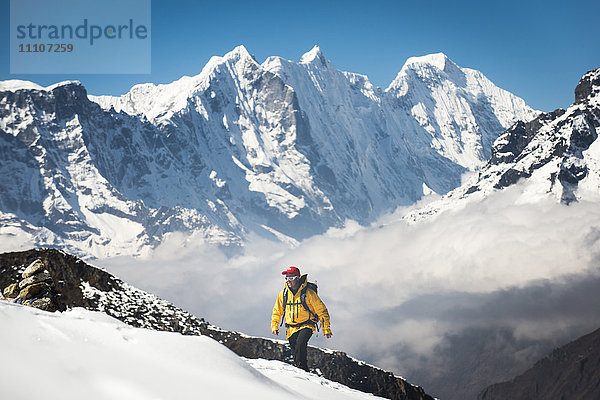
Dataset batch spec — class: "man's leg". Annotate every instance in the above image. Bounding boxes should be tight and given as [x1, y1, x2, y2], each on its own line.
[288, 329, 299, 359]
[292, 328, 313, 371]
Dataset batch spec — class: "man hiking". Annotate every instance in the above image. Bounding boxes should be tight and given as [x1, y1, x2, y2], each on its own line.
[271, 266, 332, 371]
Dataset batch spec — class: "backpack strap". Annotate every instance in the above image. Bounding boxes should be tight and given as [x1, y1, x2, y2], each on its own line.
[279, 287, 288, 327]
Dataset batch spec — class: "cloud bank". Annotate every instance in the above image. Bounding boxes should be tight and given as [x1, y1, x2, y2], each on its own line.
[98, 185, 600, 400]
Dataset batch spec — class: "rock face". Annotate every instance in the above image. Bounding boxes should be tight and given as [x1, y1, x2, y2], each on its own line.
[0, 248, 433, 400]
[0, 46, 537, 258]
[477, 67, 600, 201]
[2, 282, 19, 298]
[478, 327, 600, 400]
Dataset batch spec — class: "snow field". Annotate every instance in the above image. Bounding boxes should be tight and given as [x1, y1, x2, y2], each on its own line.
[0, 302, 381, 400]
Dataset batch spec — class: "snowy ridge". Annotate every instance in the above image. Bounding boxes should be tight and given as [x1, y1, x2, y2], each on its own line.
[404, 67, 600, 223]
[90, 46, 257, 123]
[0, 302, 384, 400]
[0, 248, 434, 400]
[0, 79, 82, 92]
[245, 358, 386, 399]
[0, 46, 537, 257]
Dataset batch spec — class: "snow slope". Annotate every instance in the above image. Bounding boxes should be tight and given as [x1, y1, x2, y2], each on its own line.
[0, 301, 382, 400]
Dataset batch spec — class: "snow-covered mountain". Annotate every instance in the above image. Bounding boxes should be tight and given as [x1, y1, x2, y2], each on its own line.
[0, 81, 241, 258]
[0, 46, 537, 257]
[386, 53, 537, 170]
[405, 67, 600, 222]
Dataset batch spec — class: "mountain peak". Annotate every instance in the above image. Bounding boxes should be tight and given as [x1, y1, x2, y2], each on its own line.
[405, 66, 600, 223]
[300, 45, 328, 65]
[223, 45, 256, 63]
[403, 52, 451, 72]
[387, 52, 463, 93]
[2, 45, 539, 257]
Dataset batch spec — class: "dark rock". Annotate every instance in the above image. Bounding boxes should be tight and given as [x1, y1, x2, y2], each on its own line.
[307, 348, 431, 400]
[489, 121, 535, 165]
[558, 161, 588, 185]
[488, 109, 566, 167]
[483, 68, 600, 200]
[494, 168, 531, 189]
[465, 185, 480, 195]
[28, 297, 54, 311]
[575, 69, 600, 104]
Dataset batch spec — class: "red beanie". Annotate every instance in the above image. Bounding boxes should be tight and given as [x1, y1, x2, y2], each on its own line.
[281, 266, 300, 276]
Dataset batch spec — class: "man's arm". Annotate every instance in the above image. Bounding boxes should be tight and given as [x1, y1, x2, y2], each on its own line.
[271, 291, 283, 335]
[307, 290, 333, 338]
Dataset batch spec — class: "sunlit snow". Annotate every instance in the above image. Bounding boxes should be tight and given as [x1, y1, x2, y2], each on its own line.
[0, 302, 382, 400]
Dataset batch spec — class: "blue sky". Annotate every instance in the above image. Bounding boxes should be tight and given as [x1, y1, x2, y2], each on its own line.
[1, 0, 598, 112]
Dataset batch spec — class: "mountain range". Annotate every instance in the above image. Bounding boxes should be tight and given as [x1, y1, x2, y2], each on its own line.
[0, 45, 537, 258]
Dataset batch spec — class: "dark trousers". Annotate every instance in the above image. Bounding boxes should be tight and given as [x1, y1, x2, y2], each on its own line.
[288, 327, 313, 371]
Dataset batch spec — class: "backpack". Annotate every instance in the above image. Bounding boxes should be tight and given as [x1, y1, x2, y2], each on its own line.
[280, 281, 320, 331]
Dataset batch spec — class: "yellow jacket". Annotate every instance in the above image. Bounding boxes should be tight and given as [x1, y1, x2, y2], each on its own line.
[271, 274, 332, 339]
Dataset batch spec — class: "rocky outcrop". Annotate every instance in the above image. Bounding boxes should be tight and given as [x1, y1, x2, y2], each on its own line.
[488, 109, 566, 166]
[0, 248, 433, 400]
[487, 69, 599, 197]
[575, 68, 600, 104]
[2, 258, 57, 311]
[478, 327, 600, 400]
